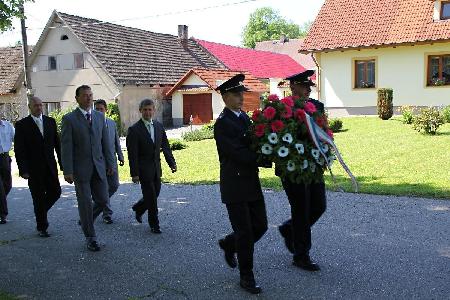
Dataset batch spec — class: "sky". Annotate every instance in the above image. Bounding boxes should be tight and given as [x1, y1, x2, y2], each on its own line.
[0, 0, 325, 47]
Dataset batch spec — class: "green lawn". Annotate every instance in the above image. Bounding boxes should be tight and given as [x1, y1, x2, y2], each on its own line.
[118, 117, 450, 199]
[0, 291, 16, 300]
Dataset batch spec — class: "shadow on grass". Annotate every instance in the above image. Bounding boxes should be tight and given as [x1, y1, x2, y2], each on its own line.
[323, 174, 450, 200]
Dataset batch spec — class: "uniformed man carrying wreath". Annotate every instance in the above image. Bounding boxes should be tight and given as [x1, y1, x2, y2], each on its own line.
[277, 70, 327, 271]
[214, 74, 268, 294]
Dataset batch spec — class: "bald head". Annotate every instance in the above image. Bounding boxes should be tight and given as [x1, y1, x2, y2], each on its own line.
[28, 96, 43, 117]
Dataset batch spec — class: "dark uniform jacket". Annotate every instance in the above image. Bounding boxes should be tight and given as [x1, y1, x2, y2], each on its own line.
[14, 115, 61, 179]
[126, 119, 176, 182]
[214, 108, 263, 204]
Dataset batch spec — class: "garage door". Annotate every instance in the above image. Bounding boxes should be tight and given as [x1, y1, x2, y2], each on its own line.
[183, 93, 213, 125]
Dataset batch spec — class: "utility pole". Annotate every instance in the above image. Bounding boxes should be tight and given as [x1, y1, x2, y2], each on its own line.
[19, 3, 33, 96]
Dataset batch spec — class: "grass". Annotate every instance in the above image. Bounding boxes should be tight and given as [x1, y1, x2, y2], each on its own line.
[0, 291, 16, 300]
[117, 117, 449, 199]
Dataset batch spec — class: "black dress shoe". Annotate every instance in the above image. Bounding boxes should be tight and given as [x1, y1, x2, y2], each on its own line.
[218, 239, 237, 268]
[103, 216, 113, 224]
[278, 225, 294, 254]
[134, 211, 143, 223]
[240, 276, 262, 294]
[38, 231, 50, 238]
[293, 255, 320, 271]
[0, 217, 6, 224]
[150, 227, 162, 234]
[87, 241, 100, 252]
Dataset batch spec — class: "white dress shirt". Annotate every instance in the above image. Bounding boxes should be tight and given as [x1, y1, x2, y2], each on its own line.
[31, 114, 44, 136]
[142, 118, 154, 142]
[0, 120, 15, 153]
[78, 107, 92, 121]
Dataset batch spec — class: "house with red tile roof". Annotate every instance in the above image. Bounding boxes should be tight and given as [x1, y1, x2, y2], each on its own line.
[166, 68, 268, 125]
[195, 39, 314, 99]
[300, 0, 450, 116]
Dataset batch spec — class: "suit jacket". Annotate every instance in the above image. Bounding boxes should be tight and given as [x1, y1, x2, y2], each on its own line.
[61, 108, 114, 182]
[105, 117, 124, 170]
[214, 108, 263, 204]
[126, 119, 176, 182]
[14, 115, 61, 179]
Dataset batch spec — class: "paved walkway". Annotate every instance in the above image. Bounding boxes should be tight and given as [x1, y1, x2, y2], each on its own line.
[0, 181, 449, 299]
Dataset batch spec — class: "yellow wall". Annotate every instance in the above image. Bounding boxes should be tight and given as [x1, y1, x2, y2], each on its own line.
[318, 42, 450, 111]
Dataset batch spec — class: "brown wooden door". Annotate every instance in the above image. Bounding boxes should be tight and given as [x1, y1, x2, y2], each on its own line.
[183, 94, 213, 125]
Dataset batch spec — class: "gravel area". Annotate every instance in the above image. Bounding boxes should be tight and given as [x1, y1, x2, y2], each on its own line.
[0, 180, 449, 299]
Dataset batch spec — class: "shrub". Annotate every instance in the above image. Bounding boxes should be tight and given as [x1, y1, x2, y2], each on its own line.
[412, 107, 445, 135]
[377, 88, 394, 120]
[106, 102, 124, 136]
[182, 128, 214, 141]
[441, 105, 450, 123]
[168, 139, 188, 151]
[201, 120, 215, 132]
[328, 118, 343, 132]
[49, 107, 75, 133]
[398, 105, 415, 124]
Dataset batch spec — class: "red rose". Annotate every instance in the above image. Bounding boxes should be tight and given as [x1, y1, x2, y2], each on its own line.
[326, 129, 334, 139]
[268, 94, 280, 102]
[263, 106, 277, 120]
[281, 105, 293, 119]
[271, 120, 285, 132]
[251, 109, 261, 121]
[281, 96, 294, 107]
[304, 102, 317, 114]
[294, 109, 306, 122]
[255, 124, 266, 137]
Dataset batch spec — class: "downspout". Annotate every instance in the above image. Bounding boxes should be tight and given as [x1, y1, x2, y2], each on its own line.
[311, 52, 321, 101]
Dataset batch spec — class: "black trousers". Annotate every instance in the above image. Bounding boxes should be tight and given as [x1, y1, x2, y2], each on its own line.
[133, 176, 162, 229]
[222, 200, 268, 276]
[0, 154, 12, 218]
[28, 167, 61, 231]
[280, 180, 326, 259]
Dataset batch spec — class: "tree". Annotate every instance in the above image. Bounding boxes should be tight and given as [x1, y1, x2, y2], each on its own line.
[0, 0, 33, 33]
[242, 7, 309, 48]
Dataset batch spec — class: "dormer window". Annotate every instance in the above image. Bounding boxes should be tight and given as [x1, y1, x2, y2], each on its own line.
[441, 1, 450, 20]
[60, 35, 69, 40]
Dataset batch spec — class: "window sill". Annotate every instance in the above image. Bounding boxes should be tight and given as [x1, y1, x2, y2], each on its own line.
[426, 85, 450, 88]
[352, 87, 377, 91]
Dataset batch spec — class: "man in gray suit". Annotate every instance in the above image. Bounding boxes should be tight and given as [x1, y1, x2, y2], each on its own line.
[61, 85, 114, 252]
[93, 99, 124, 224]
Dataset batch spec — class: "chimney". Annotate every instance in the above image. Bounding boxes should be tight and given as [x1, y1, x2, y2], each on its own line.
[178, 25, 188, 42]
[279, 34, 289, 43]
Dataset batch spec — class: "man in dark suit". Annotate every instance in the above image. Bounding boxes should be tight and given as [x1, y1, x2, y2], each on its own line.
[126, 99, 177, 234]
[214, 74, 268, 294]
[61, 85, 114, 252]
[277, 70, 327, 271]
[14, 96, 62, 237]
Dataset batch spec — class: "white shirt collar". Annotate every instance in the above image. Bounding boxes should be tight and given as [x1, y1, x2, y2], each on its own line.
[78, 107, 92, 116]
[31, 114, 43, 122]
[231, 110, 241, 117]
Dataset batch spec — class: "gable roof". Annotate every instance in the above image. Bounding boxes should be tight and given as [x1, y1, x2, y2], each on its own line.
[38, 12, 226, 86]
[301, 0, 450, 53]
[0, 46, 23, 95]
[255, 38, 316, 69]
[166, 68, 268, 96]
[195, 39, 306, 79]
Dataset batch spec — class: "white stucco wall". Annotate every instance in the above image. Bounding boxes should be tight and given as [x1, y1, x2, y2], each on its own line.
[30, 21, 120, 109]
[317, 42, 450, 114]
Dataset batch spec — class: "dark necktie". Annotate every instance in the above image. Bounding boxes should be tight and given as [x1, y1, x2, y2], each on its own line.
[86, 113, 92, 125]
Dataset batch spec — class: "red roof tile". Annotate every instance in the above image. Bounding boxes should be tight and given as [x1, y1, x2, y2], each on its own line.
[166, 68, 268, 96]
[255, 38, 316, 69]
[301, 0, 450, 52]
[195, 39, 306, 79]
